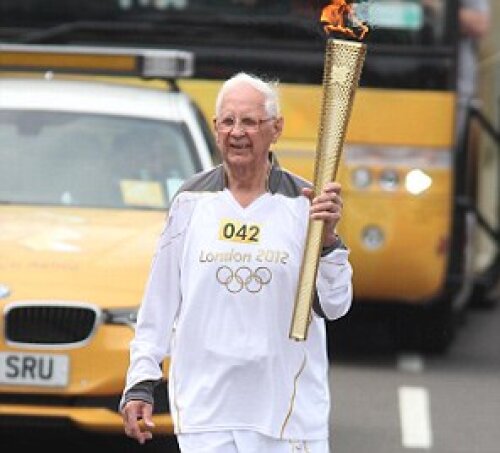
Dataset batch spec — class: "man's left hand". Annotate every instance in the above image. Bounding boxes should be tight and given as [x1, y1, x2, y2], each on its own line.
[302, 181, 343, 248]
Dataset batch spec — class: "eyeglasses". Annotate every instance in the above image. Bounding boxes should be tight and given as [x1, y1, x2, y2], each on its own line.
[216, 116, 275, 133]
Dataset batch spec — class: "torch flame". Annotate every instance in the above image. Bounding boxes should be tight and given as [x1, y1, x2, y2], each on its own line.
[321, 0, 369, 40]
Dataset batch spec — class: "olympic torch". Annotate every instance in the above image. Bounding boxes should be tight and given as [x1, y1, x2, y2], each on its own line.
[289, 1, 368, 341]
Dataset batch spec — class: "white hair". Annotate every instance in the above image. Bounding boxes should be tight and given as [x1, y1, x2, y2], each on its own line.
[215, 72, 280, 118]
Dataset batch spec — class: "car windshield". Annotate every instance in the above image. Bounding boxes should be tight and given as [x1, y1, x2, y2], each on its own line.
[0, 110, 199, 209]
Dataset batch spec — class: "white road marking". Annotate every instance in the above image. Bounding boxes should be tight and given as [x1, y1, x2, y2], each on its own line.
[398, 386, 433, 449]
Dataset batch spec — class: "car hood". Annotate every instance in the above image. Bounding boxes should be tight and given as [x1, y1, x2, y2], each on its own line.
[0, 206, 166, 307]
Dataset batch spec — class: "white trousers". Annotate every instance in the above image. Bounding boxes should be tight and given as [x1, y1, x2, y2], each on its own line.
[177, 430, 329, 453]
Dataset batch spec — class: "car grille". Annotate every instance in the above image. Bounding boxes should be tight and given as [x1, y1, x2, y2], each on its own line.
[4, 304, 98, 345]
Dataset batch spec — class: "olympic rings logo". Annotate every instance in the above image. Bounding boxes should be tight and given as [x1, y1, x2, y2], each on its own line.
[216, 265, 273, 293]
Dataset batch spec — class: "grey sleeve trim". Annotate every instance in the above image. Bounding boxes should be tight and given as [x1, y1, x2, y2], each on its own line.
[321, 235, 347, 257]
[119, 379, 160, 412]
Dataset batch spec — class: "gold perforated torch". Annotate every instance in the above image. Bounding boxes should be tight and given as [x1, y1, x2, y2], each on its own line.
[289, 1, 368, 341]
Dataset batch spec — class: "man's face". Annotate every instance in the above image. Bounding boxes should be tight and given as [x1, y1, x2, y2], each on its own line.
[214, 82, 283, 171]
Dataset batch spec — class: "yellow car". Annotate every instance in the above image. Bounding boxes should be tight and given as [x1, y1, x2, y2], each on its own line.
[0, 45, 218, 437]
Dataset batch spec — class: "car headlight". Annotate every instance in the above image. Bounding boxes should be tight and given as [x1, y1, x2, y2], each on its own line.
[102, 308, 138, 328]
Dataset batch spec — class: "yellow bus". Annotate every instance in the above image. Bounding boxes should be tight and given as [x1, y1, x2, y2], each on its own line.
[2, 0, 499, 352]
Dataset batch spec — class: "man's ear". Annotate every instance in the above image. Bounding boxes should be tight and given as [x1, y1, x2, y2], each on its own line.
[272, 116, 284, 144]
[213, 117, 223, 149]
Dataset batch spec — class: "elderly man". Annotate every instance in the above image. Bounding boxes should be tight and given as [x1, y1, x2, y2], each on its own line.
[120, 72, 353, 453]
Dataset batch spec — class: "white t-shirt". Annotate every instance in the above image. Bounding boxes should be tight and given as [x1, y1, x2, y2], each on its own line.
[124, 187, 353, 441]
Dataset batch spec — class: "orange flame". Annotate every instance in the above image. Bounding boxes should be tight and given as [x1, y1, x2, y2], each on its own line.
[321, 0, 368, 40]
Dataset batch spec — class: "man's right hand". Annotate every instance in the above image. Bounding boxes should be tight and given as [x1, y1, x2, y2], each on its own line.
[122, 400, 155, 444]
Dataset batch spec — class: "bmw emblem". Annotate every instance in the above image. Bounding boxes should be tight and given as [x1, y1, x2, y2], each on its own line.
[0, 284, 10, 299]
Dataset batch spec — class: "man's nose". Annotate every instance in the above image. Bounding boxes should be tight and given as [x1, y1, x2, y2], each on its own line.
[229, 123, 246, 135]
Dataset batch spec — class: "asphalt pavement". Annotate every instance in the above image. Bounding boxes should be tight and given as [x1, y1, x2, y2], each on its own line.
[328, 300, 500, 453]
